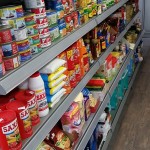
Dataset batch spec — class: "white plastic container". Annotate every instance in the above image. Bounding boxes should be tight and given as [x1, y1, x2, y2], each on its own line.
[28, 72, 49, 117]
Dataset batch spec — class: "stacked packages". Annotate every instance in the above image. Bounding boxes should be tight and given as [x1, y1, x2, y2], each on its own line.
[40, 58, 67, 108]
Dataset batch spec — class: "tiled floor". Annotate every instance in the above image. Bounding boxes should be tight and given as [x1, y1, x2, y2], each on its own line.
[108, 47, 150, 150]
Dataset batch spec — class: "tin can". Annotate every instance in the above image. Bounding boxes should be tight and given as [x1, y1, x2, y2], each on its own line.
[6, 101, 33, 139]
[30, 43, 42, 54]
[36, 16, 48, 29]
[29, 34, 40, 45]
[0, 62, 6, 77]
[17, 38, 30, 52]
[0, 25, 13, 44]
[1, 16, 26, 31]
[24, 13, 36, 26]
[30, 7, 46, 18]
[1, 41, 18, 57]
[27, 24, 38, 36]
[14, 27, 28, 41]
[15, 90, 40, 126]
[24, 0, 45, 9]
[19, 49, 32, 62]
[3, 54, 20, 71]
[49, 26, 60, 42]
[39, 26, 50, 38]
[46, 10, 58, 27]
[0, 110, 22, 150]
[0, 5, 24, 19]
[40, 36, 51, 48]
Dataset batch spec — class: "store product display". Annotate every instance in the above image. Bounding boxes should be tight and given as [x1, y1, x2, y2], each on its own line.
[0, 0, 143, 150]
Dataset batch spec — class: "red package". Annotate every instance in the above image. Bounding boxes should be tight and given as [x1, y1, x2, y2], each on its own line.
[75, 64, 81, 82]
[65, 14, 74, 33]
[83, 53, 90, 73]
[66, 47, 75, 70]
[69, 70, 77, 88]
[72, 42, 80, 65]
[72, 11, 79, 29]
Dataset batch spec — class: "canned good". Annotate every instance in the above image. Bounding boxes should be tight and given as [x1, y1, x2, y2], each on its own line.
[39, 26, 50, 38]
[1, 16, 26, 30]
[6, 101, 33, 139]
[19, 49, 32, 62]
[16, 38, 30, 52]
[36, 16, 48, 29]
[27, 24, 38, 36]
[14, 27, 28, 41]
[1, 41, 18, 57]
[0, 110, 22, 150]
[49, 26, 60, 42]
[29, 34, 40, 45]
[0, 62, 6, 77]
[3, 54, 20, 71]
[24, 12, 36, 26]
[40, 36, 51, 48]
[15, 90, 40, 126]
[0, 25, 13, 44]
[24, 0, 45, 9]
[30, 7, 46, 18]
[46, 10, 58, 27]
[0, 5, 24, 19]
[30, 43, 42, 54]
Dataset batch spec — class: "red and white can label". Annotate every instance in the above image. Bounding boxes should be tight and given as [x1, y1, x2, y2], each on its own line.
[40, 36, 51, 48]
[2, 118, 22, 149]
[39, 27, 50, 38]
[31, 7, 46, 18]
[36, 17, 48, 29]
[0, 29, 12, 44]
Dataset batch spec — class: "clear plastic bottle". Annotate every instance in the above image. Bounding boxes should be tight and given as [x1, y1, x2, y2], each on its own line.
[28, 72, 49, 117]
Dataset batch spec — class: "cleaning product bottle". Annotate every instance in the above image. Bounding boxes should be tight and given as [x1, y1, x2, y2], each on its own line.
[29, 72, 49, 117]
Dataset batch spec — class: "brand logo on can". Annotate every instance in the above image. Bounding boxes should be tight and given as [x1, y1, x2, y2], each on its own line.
[19, 107, 30, 120]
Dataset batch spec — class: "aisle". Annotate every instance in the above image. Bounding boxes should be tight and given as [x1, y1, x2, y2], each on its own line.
[108, 47, 150, 150]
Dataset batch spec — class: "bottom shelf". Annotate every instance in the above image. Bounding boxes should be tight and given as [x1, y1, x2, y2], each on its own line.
[99, 62, 141, 150]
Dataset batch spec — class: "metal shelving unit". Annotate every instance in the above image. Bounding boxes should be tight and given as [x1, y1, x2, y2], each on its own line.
[0, 0, 128, 95]
[21, 10, 141, 150]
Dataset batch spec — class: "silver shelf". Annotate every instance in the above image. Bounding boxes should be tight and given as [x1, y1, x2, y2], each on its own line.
[0, 0, 128, 95]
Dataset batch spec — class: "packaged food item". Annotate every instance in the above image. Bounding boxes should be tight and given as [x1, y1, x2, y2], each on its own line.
[3, 54, 20, 71]
[0, 62, 6, 77]
[6, 101, 33, 139]
[24, 12, 36, 26]
[24, 0, 45, 9]
[27, 24, 38, 36]
[40, 35, 51, 48]
[65, 14, 74, 33]
[39, 26, 50, 38]
[41, 67, 67, 82]
[0, 110, 22, 150]
[36, 16, 48, 29]
[46, 88, 66, 103]
[49, 26, 60, 42]
[29, 72, 49, 117]
[45, 81, 66, 95]
[56, 4, 65, 19]
[15, 90, 40, 126]
[84, 96, 91, 121]
[61, 0, 70, 15]
[14, 27, 28, 41]
[58, 18, 67, 37]
[69, 70, 77, 88]
[1, 41, 18, 57]
[30, 7, 46, 18]
[40, 58, 66, 74]
[1, 16, 26, 31]
[44, 74, 66, 88]
[16, 38, 30, 52]
[30, 43, 42, 54]
[66, 47, 75, 70]
[29, 34, 40, 45]
[19, 49, 32, 62]
[0, 5, 24, 19]
[46, 10, 58, 27]
[0, 25, 13, 44]
[45, 126, 71, 150]
[36, 141, 52, 150]
[61, 102, 82, 142]
[75, 64, 81, 82]
[72, 11, 79, 29]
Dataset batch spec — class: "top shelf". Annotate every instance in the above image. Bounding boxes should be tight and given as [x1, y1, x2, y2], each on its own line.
[0, 0, 128, 95]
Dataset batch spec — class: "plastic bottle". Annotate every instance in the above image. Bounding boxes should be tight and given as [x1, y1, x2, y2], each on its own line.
[18, 79, 29, 90]
[28, 72, 49, 117]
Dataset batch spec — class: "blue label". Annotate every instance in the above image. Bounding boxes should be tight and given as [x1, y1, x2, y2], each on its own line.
[20, 55, 32, 62]
[2, 44, 13, 57]
[18, 44, 30, 52]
